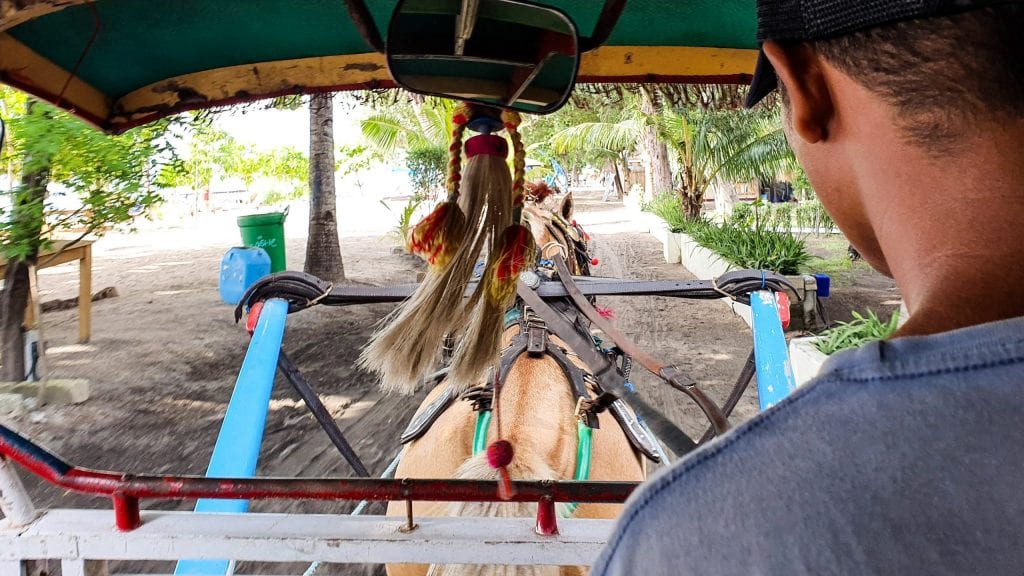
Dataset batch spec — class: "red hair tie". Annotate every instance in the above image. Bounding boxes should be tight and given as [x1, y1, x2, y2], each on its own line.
[465, 134, 508, 159]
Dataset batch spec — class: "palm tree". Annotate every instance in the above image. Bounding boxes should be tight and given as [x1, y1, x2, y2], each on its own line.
[306, 92, 345, 282]
[359, 95, 455, 157]
[660, 107, 795, 218]
[551, 104, 795, 219]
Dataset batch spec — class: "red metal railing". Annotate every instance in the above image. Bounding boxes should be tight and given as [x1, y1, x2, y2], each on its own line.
[0, 425, 637, 532]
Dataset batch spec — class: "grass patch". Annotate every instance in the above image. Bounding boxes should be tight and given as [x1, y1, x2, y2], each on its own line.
[815, 309, 900, 355]
[804, 254, 852, 276]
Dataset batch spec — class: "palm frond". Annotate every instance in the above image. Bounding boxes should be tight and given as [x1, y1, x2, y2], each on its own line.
[548, 119, 642, 155]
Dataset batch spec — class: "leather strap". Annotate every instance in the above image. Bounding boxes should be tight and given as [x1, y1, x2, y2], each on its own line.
[400, 385, 456, 444]
[552, 256, 731, 436]
[517, 280, 699, 457]
[234, 271, 800, 321]
[544, 341, 599, 429]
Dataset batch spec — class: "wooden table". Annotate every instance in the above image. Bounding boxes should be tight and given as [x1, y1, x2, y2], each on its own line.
[0, 240, 93, 343]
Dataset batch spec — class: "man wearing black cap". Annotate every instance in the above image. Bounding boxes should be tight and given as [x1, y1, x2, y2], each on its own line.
[593, 2, 1024, 574]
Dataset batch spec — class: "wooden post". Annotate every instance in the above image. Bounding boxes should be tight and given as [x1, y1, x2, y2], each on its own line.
[78, 243, 91, 343]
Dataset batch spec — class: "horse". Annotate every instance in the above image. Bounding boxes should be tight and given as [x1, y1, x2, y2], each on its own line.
[385, 192, 648, 576]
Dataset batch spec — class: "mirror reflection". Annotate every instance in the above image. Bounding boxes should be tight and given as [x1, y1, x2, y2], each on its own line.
[387, 0, 579, 114]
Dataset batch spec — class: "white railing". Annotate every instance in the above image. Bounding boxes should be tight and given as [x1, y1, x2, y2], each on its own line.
[1, 509, 613, 575]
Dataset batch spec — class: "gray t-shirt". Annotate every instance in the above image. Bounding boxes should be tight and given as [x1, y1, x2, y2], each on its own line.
[592, 315, 1024, 576]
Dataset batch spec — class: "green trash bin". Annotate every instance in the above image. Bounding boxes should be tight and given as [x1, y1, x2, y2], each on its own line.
[237, 209, 288, 273]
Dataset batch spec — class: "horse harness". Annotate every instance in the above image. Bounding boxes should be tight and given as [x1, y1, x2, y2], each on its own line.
[399, 299, 664, 463]
[400, 216, 663, 465]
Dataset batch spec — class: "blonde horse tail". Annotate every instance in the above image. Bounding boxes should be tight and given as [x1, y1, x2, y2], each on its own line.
[425, 455, 566, 576]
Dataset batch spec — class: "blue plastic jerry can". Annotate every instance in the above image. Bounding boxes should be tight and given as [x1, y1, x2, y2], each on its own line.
[219, 247, 271, 305]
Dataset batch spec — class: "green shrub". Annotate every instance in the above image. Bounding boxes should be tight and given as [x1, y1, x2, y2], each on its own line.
[406, 146, 447, 198]
[767, 203, 793, 231]
[688, 220, 809, 274]
[794, 199, 835, 234]
[643, 192, 688, 232]
[380, 195, 426, 243]
[815, 310, 900, 355]
[729, 202, 754, 227]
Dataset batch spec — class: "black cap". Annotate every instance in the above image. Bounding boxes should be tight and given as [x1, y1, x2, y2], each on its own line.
[745, 0, 1020, 108]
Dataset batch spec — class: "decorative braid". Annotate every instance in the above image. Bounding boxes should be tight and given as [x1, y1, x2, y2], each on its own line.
[446, 103, 473, 198]
[501, 110, 526, 215]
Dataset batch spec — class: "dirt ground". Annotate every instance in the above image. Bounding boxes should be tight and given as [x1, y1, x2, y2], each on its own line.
[803, 236, 903, 326]
[1, 191, 897, 575]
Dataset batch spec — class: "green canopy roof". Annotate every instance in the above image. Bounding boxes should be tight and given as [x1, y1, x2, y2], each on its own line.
[0, 0, 757, 132]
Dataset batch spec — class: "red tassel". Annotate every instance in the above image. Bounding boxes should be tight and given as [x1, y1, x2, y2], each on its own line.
[488, 225, 536, 304]
[487, 440, 516, 501]
[407, 201, 466, 267]
[596, 305, 615, 319]
[497, 467, 515, 501]
[525, 181, 555, 203]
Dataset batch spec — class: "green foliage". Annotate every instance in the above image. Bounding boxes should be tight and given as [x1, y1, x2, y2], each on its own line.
[729, 201, 753, 226]
[380, 195, 426, 243]
[766, 202, 793, 231]
[360, 95, 455, 157]
[793, 199, 835, 234]
[687, 220, 810, 275]
[527, 94, 623, 176]
[335, 143, 380, 191]
[156, 121, 234, 192]
[405, 145, 447, 198]
[260, 146, 308, 184]
[642, 192, 687, 232]
[1, 88, 181, 260]
[815, 310, 901, 355]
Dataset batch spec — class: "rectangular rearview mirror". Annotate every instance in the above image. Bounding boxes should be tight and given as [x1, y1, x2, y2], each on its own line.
[386, 0, 580, 114]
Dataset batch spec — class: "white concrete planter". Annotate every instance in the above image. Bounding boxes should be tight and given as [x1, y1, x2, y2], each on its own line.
[678, 232, 734, 279]
[644, 220, 822, 331]
[662, 228, 680, 263]
[788, 336, 829, 387]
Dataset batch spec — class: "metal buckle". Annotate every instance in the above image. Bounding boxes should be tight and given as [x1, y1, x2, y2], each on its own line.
[573, 396, 587, 421]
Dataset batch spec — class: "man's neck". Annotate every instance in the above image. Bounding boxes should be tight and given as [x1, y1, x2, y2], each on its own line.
[855, 121, 1024, 338]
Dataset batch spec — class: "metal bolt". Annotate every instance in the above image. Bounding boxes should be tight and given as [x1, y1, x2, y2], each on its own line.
[399, 499, 418, 533]
[519, 271, 541, 289]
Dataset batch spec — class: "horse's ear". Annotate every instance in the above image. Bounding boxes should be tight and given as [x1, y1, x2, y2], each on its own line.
[558, 192, 574, 221]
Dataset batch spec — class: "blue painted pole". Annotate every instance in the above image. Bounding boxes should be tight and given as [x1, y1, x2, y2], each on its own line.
[749, 290, 797, 411]
[175, 298, 289, 576]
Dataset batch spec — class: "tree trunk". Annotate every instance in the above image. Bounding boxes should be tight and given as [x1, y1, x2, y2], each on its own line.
[638, 86, 672, 203]
[1, 118, 50, 382]
[611, 161, 624, 199]
[712, 176, 740, 219]
[1, 260, 31, 381]
[304, 93, 345, 283]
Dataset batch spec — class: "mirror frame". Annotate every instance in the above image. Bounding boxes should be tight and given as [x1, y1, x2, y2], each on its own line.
[385, 0, 581, 115]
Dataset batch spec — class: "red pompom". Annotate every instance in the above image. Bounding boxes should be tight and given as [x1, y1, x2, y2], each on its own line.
[596, 306, 615, 319]
[590, 258, 599, 266]
[486, 440, 514, 468]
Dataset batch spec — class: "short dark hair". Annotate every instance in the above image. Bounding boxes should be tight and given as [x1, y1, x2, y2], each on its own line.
[810, 4, 1024, 149]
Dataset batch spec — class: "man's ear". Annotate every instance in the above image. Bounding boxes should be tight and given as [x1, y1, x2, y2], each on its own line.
[763, 41, 834, 144]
